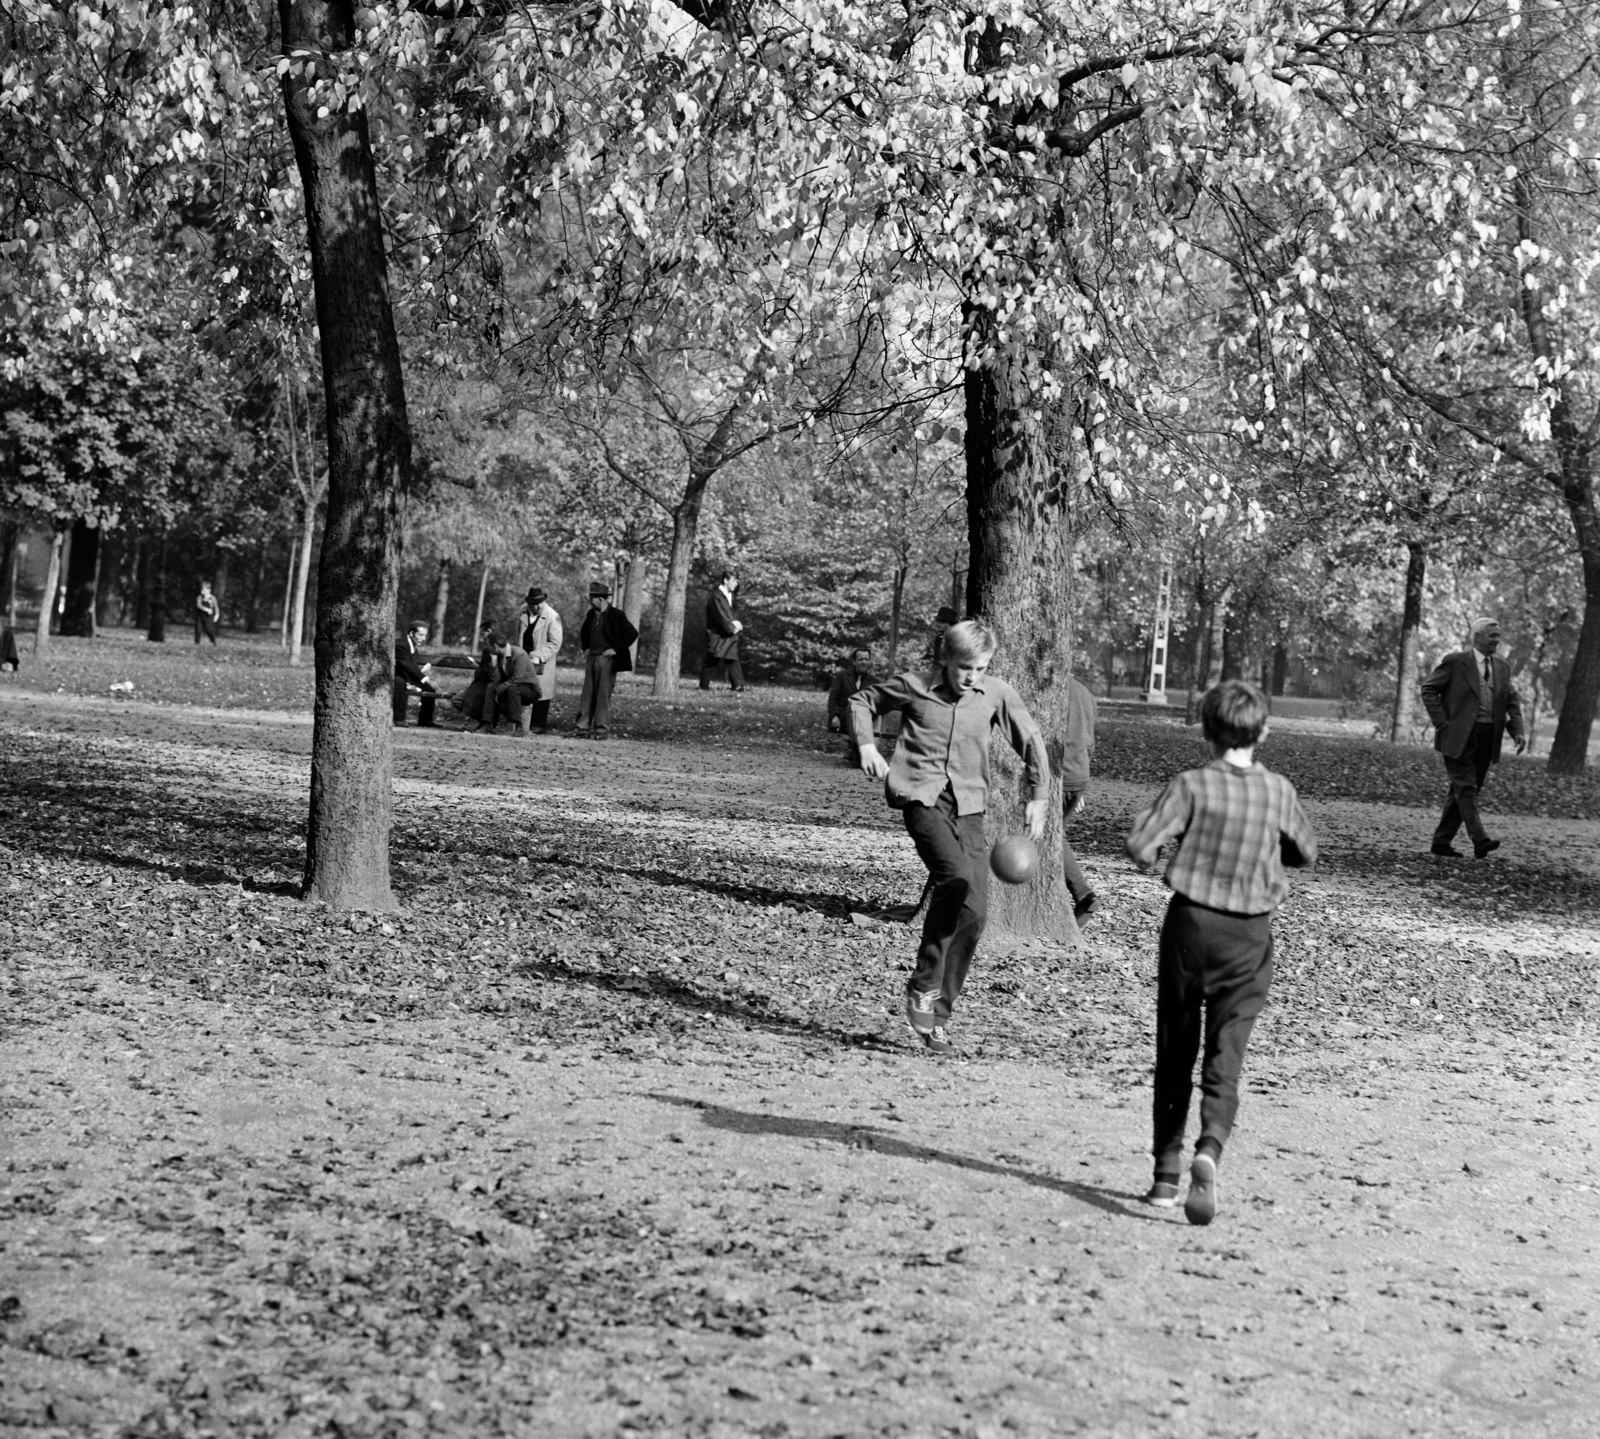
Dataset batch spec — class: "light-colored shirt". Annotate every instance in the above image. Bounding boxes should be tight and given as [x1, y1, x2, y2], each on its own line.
[849, 669, 1049, 814]
[1126, 761, 1317, 916]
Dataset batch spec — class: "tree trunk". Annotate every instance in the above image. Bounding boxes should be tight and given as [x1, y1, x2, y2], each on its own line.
[430, 557, 451, 642]
[0, 518, 18, 631]
[281, 0, 411, 910]
[95, 535, 116, 628]
[1547, 476, 1600, 773]
[35, 529, 64, 655]
[60, 518, 100, 637]
[147, 532, 167, 641]
[471, 561, 490, 645]
[652, 484, 709, 696]
[962, 327, 1077, 942]
[888, 560, 908, 671]
[1270, 635, 1289, 696]
[1390, 540, 1427, 743]
[289, 499, 316, 666]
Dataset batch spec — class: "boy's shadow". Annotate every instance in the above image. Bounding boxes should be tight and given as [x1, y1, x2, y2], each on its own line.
[650, 1094, 1162, 1223]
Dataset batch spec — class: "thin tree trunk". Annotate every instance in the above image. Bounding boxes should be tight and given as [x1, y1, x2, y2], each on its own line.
[619, 552, 648, 668]
[1390, 540, 1427, 742]
[430, 557, 451, 642]
[281, 0, 411, 910]
[289, 500, 316, 667]
[1271, 635, 1289, 696]
[279, 530, 296, 647]
[888, 560, 908, 671]
[94, 535, 114, 629]
[35, 529, 64, 656]
[0, 518, 18, 632]
[1184, 595, 1208, 724]
[472, 562, 490, 645]
[147, 532, 167, 641]
[653, 485, 708, 696]
[962, 323, 1077, 941]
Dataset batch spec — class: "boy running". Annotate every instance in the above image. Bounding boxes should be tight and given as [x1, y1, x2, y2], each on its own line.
[850, 621, 1049, 1055]
[1125, 680, 1316, 1225]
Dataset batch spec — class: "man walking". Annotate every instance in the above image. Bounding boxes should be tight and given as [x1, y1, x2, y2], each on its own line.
[194, 581, 220, 645]
[699, 570, 746, 691]
[1420, 617, 1526, 858]
[393, 620, 439, 728]
[517, 585, 564, 733]
[576, 581, 638, 739]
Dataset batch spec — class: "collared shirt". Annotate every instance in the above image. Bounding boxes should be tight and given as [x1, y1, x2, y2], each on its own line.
[1126, 761, 1317, 916]
[849, 669, 1049, 814]
[1475, 652, 1493, 722]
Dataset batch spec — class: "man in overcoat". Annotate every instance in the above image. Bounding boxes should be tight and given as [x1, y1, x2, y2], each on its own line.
[517, 585, 564, 733]
[1419, 617, 1526, 858]
[576, 581, 639, 739]
[698, 570, 746, 691]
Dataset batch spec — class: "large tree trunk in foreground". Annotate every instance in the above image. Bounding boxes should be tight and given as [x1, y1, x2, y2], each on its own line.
[35, 528, 64, 655]
[1547, 474, 1600, 774]
[963, 328, 1077, 943]
[281, 0, 411, 910]
[60, 518, 99, 637]
[652, 484, 708, 696]
[1390, 540, 1427, 742]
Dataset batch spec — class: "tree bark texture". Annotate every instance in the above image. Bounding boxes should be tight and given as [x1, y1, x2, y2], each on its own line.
[35, 529, 64, 655]
[0, 518, 18, 630]
[281, 0, 411, 909]
[289, 499, 317, 666]
[618, 552, 648, 668]
[60, 518, 100, 637]
[652, 485, 708, 695]
[1390, 540, 1427, 743]
[888, 560, 908, 670]
[430, 557, 451, 642]
[146, 532, 167, 641]
[472, 562, 490, 645]
[962, 325, 1078, 943]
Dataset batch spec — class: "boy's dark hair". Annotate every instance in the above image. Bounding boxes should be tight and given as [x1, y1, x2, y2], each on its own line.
[483, 629, 505, 650]
[1200, 680, 1270, 750]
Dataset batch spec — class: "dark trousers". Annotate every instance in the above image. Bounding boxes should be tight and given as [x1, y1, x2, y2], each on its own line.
[577, 653, 616, 732]
[1061, 789, 1091, 903]
[392, 681, 436, 727]
[699, 654, 744, 690]
[1434, 723, 1496, 846]
[902, 791, 990, 1019]
[1152, 894, 1274, 1175]
[194, 613, 217, 644]
[490, 680, 539, 728]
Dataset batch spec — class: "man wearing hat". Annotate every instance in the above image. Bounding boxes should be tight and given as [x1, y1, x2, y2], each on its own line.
[516, 585, 565, 733]
[576, 581, 639, 739]
[1420, 617, 1526, 858]
[923, 605, 959, 667]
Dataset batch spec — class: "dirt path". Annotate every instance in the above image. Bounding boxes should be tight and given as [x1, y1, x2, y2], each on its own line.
[3, 691, 1598, 1437]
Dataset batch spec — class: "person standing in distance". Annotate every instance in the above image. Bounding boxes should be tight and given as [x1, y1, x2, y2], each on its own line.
[194, 581, 220, 645]
[699, 570, 746, 691]
[849, 620, 1049, 1056]
[1420, 617, 1526, 859]
[575, 581, 638, 740]
[518, 585, 564, 733]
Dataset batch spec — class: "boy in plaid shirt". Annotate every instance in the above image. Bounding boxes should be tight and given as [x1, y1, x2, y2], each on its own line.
[1125, 680, 1316, 1225]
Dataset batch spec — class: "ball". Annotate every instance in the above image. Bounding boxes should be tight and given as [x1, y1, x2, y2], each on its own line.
[989, 834, 1040, 885]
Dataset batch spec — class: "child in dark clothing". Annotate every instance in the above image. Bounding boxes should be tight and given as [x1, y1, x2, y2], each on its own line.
[1125, 680, 1317, 1225]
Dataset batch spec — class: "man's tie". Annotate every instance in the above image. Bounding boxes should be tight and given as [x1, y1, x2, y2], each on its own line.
[1484, 655, 1493, 694]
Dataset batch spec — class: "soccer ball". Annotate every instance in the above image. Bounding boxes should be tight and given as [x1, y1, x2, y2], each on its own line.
[989, 834, 1040, 885]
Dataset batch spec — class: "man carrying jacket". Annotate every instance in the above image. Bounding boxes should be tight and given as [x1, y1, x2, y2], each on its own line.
[1420, 617, 1526, 858]
[576, 581, 639, 739]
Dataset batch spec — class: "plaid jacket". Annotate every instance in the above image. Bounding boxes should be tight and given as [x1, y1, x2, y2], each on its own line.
[1126, 761, 1317, 915]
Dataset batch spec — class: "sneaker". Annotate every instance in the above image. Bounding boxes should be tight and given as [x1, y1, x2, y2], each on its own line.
[1144, 1179, 1180, 1208]
[922, 1023, 954, 1056]
[1184, 1153, 1218, 1226]
[1473, 838, 1501, 859]
[905, 988, 939, 1036]
[1073, 892, 1100, 924]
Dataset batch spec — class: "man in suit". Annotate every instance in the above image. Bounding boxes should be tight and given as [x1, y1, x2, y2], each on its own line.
[516, 585, 565, 732]
[576, 581, 639, 739]
[1419, 617, 1526, 858]
[699, 570, 746, 691]
[393, 620, 439, 728]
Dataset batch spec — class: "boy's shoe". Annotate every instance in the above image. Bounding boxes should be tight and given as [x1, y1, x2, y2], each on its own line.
[1430, 842, 1463, 858]
[1184, 1153, 1218, 1226]
[1144, 1179, 1180, 1208]
[1474, 838, 1501, 859]
[922, 1023, 954, 1056]
[1073, 892, 1100, 924]
[905, 988, 939, 1036]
